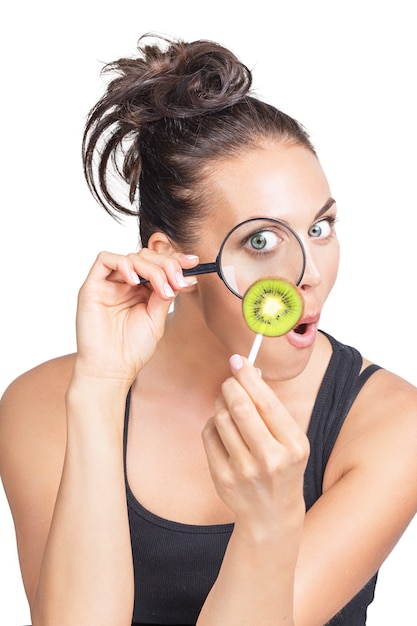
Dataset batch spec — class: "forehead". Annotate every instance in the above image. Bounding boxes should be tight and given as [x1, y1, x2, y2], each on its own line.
[204, 141, 331, 230]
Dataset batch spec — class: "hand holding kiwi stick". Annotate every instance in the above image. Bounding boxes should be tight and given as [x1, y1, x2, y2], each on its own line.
[242, 277, 304, 364]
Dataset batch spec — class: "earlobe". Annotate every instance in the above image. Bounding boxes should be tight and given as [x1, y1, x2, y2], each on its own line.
[148, 232, 177, 255]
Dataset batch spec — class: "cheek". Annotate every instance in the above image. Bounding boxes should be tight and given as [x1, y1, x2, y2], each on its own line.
[197, 276, 255, 352]
[328, 241, 340, 288]
[318, 240, 340, 295]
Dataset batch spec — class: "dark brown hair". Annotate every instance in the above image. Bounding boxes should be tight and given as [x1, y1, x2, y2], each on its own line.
[82, 34, 315, 247]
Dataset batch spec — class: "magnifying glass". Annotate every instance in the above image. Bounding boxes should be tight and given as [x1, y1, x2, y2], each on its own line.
[140, 217, 306, 296]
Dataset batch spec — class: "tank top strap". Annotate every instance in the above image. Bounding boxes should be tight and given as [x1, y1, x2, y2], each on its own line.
[304, 332, 382, 510]
[123, 388, 132, 478]
[322, 361, 382, 466]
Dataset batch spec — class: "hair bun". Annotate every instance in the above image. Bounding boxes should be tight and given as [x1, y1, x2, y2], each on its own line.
[104, 34, 253, 122]
[83, 33, 314, 242]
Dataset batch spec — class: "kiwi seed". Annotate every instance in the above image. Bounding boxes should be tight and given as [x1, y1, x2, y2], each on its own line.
[242, 277, 303, 337]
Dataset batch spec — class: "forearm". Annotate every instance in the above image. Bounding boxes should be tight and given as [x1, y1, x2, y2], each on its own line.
[197, 516, 303, 626]
[32, 379, 134, 626]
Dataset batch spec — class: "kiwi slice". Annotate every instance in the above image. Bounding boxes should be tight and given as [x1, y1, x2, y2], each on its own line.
[242, 277, 303, 337]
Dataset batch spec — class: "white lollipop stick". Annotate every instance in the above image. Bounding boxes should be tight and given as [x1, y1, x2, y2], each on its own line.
[248, 333, 264, 364]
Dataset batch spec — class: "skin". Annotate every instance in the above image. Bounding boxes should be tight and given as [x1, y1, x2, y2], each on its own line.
[1, 141, 417, 626]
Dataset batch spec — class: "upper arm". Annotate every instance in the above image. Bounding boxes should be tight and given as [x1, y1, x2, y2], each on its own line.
[0, 355, 75, 607]
[294, 369, 417, 625]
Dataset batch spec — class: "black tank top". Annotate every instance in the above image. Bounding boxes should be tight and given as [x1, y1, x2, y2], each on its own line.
[124, 332, 382, 625]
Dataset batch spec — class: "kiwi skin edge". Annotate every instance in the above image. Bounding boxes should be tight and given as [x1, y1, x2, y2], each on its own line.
[242, 277, 304, 337]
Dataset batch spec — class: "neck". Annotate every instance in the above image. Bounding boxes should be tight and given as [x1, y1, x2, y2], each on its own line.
[138, 295, 233, 401]
[134, 294, 333, 435]
[138, 292, 333, 411]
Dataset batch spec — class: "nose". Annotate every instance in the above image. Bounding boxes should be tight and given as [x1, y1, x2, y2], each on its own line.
[298, 247, 322, 291]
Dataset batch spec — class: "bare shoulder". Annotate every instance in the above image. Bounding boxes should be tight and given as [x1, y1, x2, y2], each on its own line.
[346, 364, 417, 439]
[0, 354, 76, 601]
[0, 354, 76, 459]
[0, 352, 77, 487]
[296, 366, 417, 623]
[1, 353, 76, 411]
[326, 363, 417, 488]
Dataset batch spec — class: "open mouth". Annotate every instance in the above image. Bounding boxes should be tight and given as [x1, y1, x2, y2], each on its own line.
[293, 323, 308, 335]
[286, 318, 318, 349]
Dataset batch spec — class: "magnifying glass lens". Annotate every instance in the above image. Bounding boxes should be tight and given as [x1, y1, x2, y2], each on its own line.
[219, 218, 305, 297]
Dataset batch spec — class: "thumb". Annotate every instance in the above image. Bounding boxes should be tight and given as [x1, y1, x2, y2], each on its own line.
[146, 290, 175, 334]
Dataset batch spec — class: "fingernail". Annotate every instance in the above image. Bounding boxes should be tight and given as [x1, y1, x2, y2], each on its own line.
[130, 271, 140, 285]
[230, 354, 243, 371]
[163, 283, 175, 298]
[185, 254, 199, 260]
[176, 272, 188, 288]
[256, 368, 262, 378]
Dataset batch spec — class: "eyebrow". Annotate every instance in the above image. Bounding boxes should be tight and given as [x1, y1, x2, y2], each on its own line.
[314, 197, 336, 221]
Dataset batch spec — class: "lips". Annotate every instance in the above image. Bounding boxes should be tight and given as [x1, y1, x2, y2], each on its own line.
[286, 314, 320, 349]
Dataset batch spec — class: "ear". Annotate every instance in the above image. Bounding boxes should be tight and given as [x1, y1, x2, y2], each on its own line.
[147, 231, 199, 294]
[147, 232, 178, 255]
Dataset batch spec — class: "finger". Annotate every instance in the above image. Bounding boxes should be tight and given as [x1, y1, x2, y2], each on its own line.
[220, 376, 284, 459]
[201, 417, 230, 476]
[85, 251, 185, 301]
[84, 251, 142, 285]
[132, 250, 199, 295]
[175, 252, 200, 270]
[214, 388, 269, 459]
[213, 402, 255, 461]
[144, 287, 178, 334]
[226, 355, 304, 448]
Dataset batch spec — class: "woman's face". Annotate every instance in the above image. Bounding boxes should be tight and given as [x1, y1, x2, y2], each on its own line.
[188, 140, 340, 379]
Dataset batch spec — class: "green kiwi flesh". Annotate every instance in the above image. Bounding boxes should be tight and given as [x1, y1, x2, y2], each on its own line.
[242, 278, 303, 337]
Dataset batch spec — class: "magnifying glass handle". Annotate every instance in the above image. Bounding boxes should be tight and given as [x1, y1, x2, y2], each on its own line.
[138, 262, 217, 284]
[182, 262, 217, 277]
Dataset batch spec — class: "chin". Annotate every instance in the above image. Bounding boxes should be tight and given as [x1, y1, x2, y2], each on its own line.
[253, 335, 316, 382]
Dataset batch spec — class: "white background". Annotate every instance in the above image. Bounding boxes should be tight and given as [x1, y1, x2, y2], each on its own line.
[1, 1, 416, 624]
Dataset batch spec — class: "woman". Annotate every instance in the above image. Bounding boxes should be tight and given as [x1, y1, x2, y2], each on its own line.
[1, 34, 417, 626]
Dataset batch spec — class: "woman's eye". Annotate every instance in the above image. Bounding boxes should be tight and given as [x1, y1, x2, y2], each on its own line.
[247, 230, 279, 252]
[308, 218, 333, 239]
